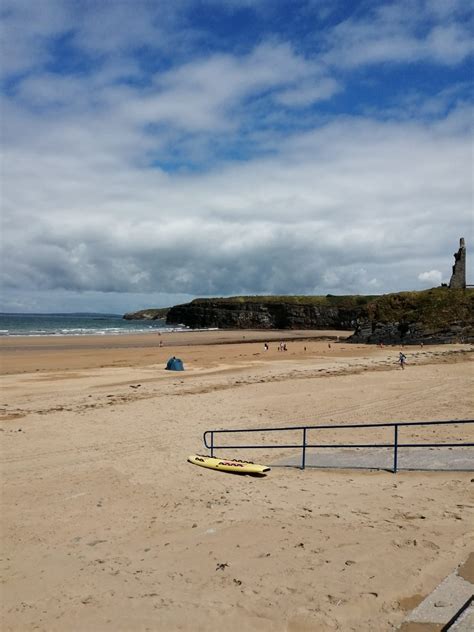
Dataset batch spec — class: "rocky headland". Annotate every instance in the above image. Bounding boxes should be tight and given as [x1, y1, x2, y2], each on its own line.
[124, 288, 474, 345]
[123, 307, 169, 321]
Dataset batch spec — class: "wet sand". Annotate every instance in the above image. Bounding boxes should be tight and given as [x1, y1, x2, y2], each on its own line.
[1, 332, 473, 631]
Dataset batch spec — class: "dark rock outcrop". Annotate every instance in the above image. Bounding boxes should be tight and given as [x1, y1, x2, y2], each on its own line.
[349, 288, 473, 344]
[166, 298, 365, 330]
[349, 320, 473, 345]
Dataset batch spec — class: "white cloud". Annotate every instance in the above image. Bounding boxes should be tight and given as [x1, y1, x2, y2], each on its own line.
[10, 41, 317, 137]
[130, 42, 313, 131]
[323, 1, 474, 68]
[0, 0, 191, 80]
[275, 78, 341, 107]
[72, 2, 170, 54]
[418, 270, 443, 285]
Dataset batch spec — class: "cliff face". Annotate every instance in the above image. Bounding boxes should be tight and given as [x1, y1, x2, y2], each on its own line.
[164, 289, 474, 344]
[167, 299, 362, 330]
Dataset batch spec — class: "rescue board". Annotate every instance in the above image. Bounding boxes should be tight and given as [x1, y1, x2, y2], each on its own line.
[188, 454, 270, 475]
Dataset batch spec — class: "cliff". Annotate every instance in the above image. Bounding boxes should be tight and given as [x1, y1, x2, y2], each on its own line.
[166, 295, 373, 330]
[164, 289, 474, 344]
[350, 288, 473, 344]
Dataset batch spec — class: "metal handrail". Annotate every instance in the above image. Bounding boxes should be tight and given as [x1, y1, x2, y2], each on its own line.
[203, 419, 474, 473]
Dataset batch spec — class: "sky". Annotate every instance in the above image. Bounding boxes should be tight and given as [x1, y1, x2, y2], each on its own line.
[0, 0, 473, 314]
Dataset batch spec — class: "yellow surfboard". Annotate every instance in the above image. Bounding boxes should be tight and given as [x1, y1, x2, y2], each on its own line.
[188, 454, 270, 475]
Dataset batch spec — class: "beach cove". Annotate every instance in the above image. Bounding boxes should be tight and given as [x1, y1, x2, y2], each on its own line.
[1, 331, 473, 631]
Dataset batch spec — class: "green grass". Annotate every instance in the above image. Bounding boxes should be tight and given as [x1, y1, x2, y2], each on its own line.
[366, 288, 473, 326]
[189, 294, 379, 307]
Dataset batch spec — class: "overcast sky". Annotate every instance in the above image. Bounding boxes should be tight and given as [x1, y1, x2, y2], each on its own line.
[1, 0, 473, 313]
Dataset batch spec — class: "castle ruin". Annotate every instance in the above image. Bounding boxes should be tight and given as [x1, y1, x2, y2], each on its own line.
[449, 237, 466, 289]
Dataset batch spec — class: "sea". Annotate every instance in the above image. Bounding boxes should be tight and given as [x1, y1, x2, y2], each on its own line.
[0, 313, 186, 337]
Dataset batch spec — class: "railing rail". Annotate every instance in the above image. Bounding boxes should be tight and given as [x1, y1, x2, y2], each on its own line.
[203, 419, 474, 473]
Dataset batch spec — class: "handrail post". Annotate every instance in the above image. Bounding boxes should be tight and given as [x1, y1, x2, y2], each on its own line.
[210, 431, 214, 458]
[302, 428, 307, 470]
[393, 425, 398, 473]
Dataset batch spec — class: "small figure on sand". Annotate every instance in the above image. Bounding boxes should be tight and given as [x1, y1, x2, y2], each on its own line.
[264, 343, 269, 351]
[159, 340, 163, 347]
[399, 351, 406, 369]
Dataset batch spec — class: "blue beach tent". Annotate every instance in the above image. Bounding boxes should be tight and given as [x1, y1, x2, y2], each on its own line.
[166, 356, 184, 371]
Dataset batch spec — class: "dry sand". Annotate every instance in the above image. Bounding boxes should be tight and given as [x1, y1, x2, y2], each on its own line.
[1, 330, 473, 631]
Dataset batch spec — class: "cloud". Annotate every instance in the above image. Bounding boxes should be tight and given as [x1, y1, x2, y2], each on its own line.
[72, 1, 175, 55]
[0, 0, 191, 80]
[123, 42, 316, 132]
[0, 0, 72, 77]
[2, 98, 471, 306]
[418, 270, 443, 285]
[323, 0, 474, 68]
[275, 78, 341, 107]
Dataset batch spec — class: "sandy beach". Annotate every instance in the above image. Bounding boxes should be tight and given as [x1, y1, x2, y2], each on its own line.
[1, 331, 473, 631]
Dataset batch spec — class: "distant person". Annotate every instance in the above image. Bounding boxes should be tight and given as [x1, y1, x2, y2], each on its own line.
[159, 340, 163, 347]
[328, 343, 331, 349]
[264, 343, 269, 351]
[399, 351, 406, 370]
[283, 343, 287, 351]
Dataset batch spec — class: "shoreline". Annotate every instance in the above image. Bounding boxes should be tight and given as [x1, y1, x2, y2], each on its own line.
[0, 329, 351, 375]
[0, 328, 350, 345]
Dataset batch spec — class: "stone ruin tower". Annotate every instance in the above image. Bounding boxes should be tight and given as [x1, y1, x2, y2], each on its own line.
[449, 237, 466, 289]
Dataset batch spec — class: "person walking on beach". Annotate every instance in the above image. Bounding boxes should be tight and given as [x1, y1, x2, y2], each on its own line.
[399, 351, 406, 369]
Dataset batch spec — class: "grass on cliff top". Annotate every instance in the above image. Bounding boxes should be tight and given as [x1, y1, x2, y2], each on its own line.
[366, 287, 473, 326]
[190, 294, 378, 307]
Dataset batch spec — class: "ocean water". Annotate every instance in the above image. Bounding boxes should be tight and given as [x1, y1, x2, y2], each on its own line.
[0, 313, 186, 337]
